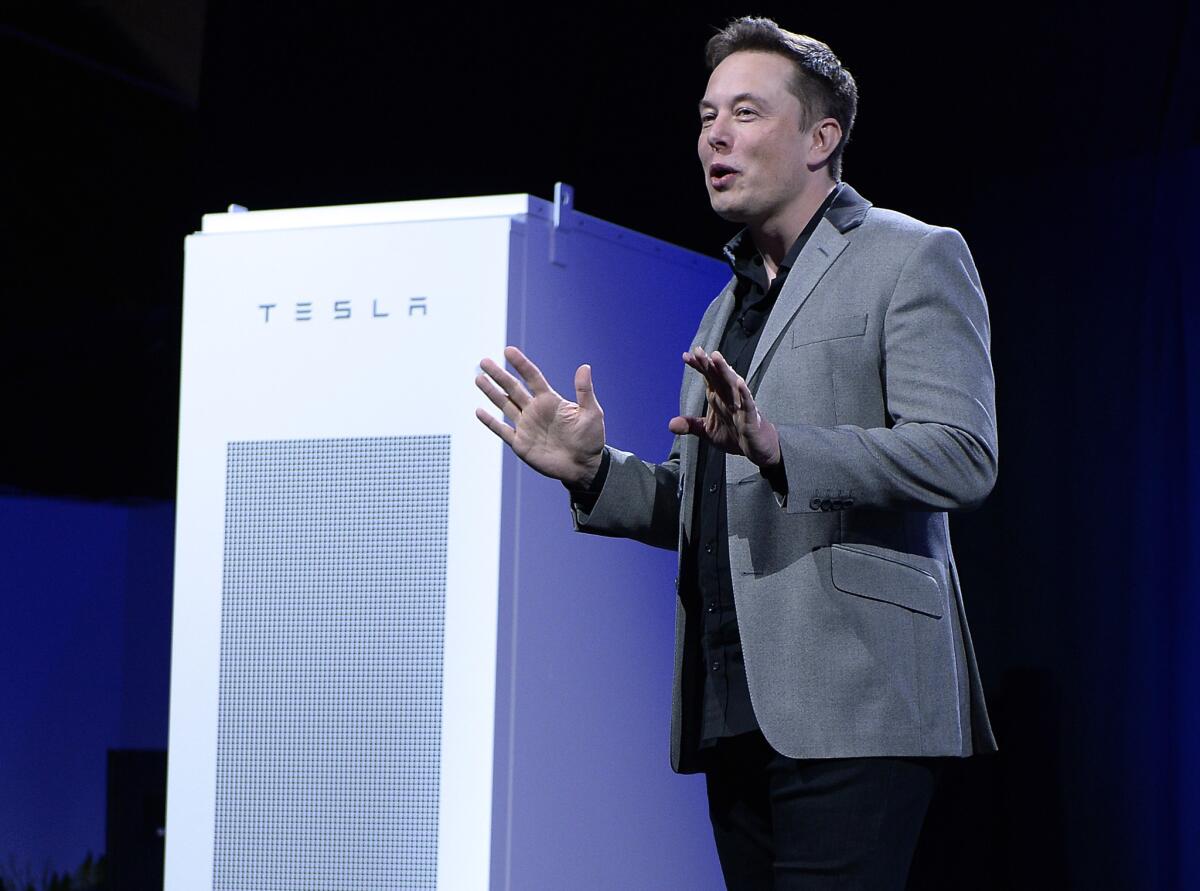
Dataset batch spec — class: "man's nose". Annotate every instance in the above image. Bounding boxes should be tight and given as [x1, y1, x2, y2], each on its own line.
[707, 113, 731, 150]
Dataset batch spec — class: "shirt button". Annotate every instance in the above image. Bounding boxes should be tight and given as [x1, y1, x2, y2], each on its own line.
[708, 483, 719, 494]
[705, 541, 714, 554]
[711, 661, 721, 672]
[707, 601, 717, 613]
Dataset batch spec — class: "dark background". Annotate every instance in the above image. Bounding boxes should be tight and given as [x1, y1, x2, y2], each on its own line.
[1, 1, 1197, 888]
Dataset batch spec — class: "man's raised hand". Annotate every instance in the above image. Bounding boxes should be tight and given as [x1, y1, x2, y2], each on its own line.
[475, 346, 606, 487]
[668, 346, 782, 468]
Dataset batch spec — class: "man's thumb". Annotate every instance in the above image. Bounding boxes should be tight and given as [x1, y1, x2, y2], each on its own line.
[575, 364, 600, 411]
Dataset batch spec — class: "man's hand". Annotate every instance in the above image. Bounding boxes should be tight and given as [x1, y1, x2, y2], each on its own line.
[668, 347, 782, 468]
[475, 346, 606, 487]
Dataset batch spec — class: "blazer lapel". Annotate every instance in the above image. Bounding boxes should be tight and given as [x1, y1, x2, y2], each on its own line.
[682, 280, 737, 417]
[679, 279, 736, 538]
[745, 218, 849, 389]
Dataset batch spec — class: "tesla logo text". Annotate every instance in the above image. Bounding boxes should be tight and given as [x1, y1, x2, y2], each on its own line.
[257, 298, 429, 322]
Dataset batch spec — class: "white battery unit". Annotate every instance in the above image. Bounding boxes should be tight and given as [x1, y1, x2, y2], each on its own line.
[165, 189, 730, 890]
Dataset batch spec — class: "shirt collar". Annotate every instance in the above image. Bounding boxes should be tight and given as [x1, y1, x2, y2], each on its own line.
[721, 181, 870, 282]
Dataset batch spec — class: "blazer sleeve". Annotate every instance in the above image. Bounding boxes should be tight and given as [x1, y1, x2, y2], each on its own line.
[568, 439, 683, 551]
[773, 226, 999, 513]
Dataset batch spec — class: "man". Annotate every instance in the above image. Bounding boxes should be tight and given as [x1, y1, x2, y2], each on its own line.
[475, 16, 997, 890]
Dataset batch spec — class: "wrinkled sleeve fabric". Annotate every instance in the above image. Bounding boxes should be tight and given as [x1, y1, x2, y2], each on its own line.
[775, 226, 998, 513]
[568, 439, 683, 551]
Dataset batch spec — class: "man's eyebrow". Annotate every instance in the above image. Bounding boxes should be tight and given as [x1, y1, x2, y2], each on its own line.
[697, 92, 771, 112]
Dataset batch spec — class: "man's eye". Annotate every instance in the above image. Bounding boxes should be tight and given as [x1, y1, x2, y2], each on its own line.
[735, 107, 757, 118]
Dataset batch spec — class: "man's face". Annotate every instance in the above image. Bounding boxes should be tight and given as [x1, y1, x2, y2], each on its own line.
[698, 51, 814, 227]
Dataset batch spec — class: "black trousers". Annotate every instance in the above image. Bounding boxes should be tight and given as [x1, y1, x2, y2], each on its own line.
[704, 731, 940, 890]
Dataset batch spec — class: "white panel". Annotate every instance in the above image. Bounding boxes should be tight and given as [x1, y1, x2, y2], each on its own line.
[166, 212, 512, 890]
[200, 194, 535, 234]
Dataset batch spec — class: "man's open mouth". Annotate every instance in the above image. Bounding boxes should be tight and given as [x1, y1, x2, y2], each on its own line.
[709, 164, 738, 188]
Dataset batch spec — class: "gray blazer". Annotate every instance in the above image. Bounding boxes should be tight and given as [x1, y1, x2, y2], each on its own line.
[572, 184, 998, 772]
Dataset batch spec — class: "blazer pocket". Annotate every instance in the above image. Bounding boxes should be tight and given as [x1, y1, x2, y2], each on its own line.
[791, 313, 868, 348]
[830, 543, 944, 618]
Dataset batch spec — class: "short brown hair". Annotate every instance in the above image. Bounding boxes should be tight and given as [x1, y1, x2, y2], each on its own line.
[705, 17, 858, 180]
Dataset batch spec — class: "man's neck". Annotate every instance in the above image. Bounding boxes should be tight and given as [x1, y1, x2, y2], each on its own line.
[751, 178, 838, 281]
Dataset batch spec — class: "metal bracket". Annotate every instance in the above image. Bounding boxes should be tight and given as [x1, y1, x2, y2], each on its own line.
[550, 181, 574, 266]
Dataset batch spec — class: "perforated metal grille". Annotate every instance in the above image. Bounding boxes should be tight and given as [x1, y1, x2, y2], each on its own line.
[213, 436, 450, 890]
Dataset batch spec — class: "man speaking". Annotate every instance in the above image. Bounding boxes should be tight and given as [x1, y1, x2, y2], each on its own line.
[475, 16, 997, 890]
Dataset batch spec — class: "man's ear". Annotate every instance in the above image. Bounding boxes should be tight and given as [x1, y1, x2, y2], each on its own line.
[808, 117, 843, 166]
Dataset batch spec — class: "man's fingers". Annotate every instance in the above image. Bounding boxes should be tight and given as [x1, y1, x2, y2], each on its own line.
[504, 345, 552, 396]
[694, 350, 734, 406]
[475, 407, 516, 446]
[693, 346, 717, 373]
[711, 350, 740, 387]
[479, 357, 532, 410]
[684, 351, 735, 415]
[708, 351, 750, 410]
[475, 373, 521, 421]
[683, 349, 719, 383]
[574, 363, 601, 413]
[682, 349, 761, 420]
[737, 377, 756, 414]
